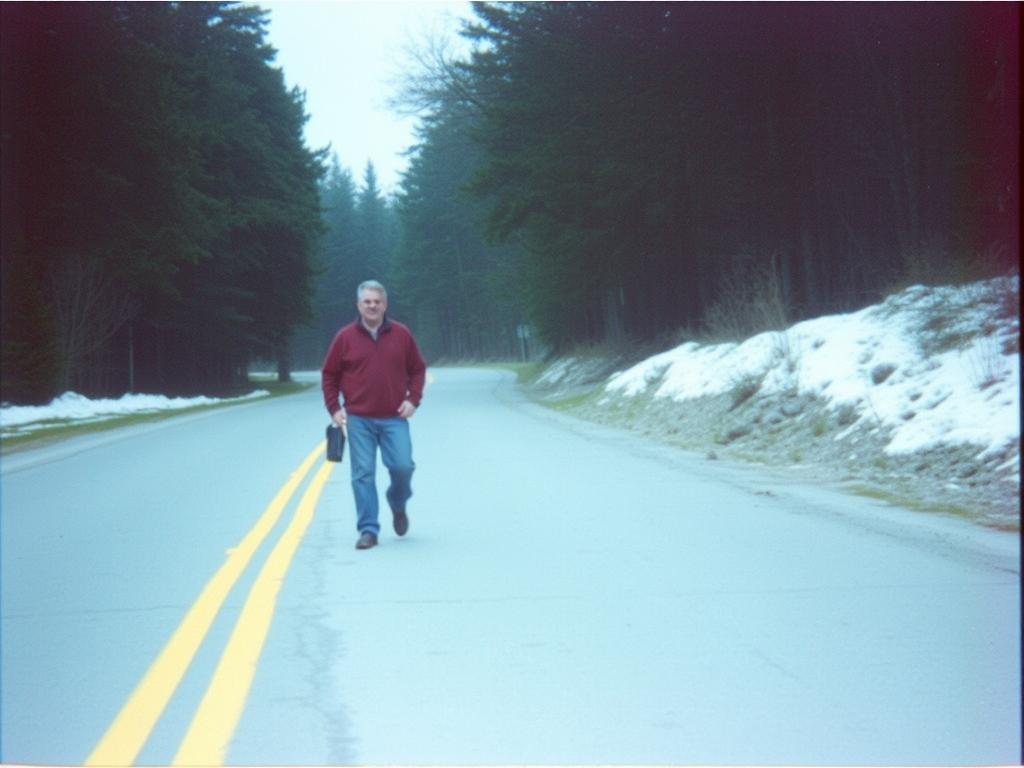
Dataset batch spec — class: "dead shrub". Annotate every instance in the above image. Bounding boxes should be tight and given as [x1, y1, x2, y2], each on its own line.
[703, 256, 790, 341]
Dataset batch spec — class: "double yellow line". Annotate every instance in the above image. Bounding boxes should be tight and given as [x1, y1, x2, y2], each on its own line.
[86, 443, 334, 766]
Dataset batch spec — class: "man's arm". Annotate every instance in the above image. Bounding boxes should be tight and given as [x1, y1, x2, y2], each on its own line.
[321, 332, 345, 419]
[405, 333, 427, 407]
[397, 331, 427, 419]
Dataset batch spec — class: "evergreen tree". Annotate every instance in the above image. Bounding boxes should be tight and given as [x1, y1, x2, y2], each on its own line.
[290, 154, 361, 368]
[394, 105, 524, 359]
[354, 161, 398, 286]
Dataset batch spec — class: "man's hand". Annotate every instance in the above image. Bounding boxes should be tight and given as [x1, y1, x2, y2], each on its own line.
[397, 400, 417, 419]
[332, 407, 347, 427]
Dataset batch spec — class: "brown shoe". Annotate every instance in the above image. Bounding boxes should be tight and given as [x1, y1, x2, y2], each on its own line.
[392, 509, 409, 536]
[355, 532, 378, 550]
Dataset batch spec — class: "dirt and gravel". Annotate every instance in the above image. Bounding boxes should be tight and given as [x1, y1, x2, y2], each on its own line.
[525, 358, 1020, 532]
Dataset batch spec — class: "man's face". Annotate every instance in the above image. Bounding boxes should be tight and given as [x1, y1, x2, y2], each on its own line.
[357, 289, 387, 325]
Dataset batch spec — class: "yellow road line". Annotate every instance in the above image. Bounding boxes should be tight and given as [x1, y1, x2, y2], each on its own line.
[85, 443, 324, 767]
[172, 458, 334, 766]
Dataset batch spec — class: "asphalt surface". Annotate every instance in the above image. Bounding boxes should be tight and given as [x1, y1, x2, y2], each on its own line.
[1, 367, 1020, 765]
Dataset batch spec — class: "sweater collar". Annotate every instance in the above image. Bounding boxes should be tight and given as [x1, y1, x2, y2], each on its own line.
[357, 314, 392, 338]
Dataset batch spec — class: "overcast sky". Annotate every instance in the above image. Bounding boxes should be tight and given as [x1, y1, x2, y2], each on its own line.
[262, 1, 474, 196]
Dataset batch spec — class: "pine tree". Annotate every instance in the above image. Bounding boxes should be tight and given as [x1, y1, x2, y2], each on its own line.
[290, 154, 361, 368]
[355, 161, 397, 285]
[394, 106, 524, 359]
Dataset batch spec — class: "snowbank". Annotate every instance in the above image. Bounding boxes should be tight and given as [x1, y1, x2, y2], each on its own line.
[1, 390, 270, 434]
[605, 277, 1019, 463]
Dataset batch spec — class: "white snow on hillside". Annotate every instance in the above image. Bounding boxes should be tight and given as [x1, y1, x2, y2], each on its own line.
[0, 389, 270, 435]
[603, 276, 1020, 475]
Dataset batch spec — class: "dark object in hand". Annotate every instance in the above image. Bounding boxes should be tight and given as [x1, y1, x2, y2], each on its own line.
[326, 424, 345, 462]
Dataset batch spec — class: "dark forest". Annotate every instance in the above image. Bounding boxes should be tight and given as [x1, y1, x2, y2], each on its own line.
[392, 2, 1018, 357]
[2, 2, 1019, 402]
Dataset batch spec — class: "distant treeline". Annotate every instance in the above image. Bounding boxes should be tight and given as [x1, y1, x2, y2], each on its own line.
[289, 158, 403, 370]
[1, 2, 323, 403]
[389, 1, 1019, 356]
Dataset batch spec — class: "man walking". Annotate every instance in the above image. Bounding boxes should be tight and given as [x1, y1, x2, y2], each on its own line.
[321, 280, 427, 550]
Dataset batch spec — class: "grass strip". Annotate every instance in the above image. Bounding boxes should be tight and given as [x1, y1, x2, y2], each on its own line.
[845, 482, 1018, 532]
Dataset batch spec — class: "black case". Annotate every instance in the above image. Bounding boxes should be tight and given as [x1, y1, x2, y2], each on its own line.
[326, 424, 345, 462]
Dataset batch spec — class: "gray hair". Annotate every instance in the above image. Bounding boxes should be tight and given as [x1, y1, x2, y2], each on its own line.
[357, 280, 387, 301]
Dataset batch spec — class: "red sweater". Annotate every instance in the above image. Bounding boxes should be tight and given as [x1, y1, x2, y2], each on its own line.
[321, 317, 427, 418]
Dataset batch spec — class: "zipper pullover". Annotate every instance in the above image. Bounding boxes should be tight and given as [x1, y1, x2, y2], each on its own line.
[321, 316, 427, 418]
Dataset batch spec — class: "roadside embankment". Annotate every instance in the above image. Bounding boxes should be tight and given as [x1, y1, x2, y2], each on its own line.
[525, 276, 1020, 531]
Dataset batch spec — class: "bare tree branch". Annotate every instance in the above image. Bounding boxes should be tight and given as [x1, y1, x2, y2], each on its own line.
[389, 30, 486, 120]
[48, 255, 137, 390]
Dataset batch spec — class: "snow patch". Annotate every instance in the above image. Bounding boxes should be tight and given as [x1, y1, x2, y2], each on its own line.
[1, 390, 270, 434]
[606, 276, 1019, 459]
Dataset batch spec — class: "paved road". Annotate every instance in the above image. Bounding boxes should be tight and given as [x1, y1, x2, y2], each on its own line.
[1, 368, 1019, 765]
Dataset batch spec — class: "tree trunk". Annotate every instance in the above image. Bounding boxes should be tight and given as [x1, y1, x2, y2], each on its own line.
[276, 341, 292, 383]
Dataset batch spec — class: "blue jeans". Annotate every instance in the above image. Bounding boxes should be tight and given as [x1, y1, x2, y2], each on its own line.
[346, 414, 414, 535]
